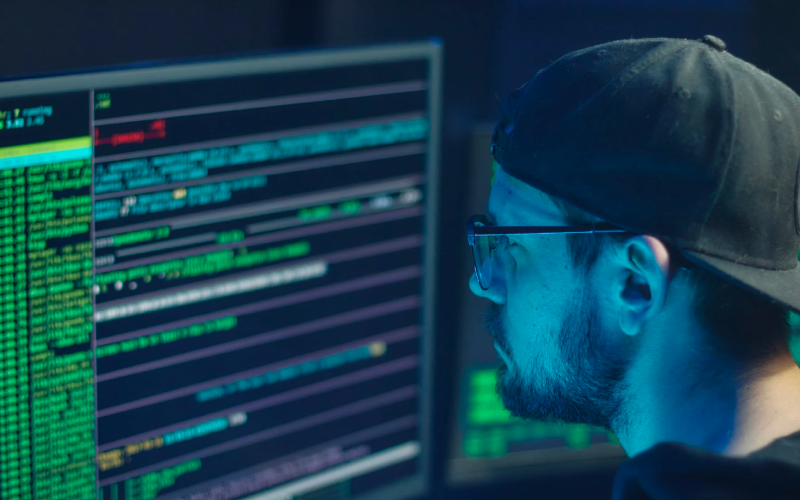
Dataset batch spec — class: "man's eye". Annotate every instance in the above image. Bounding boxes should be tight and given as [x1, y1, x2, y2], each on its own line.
[499, 235, 517, 249]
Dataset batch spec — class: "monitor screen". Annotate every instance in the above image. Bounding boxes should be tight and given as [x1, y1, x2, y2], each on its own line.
[446, 127, 625, 486]
[0, 42, 440, 500]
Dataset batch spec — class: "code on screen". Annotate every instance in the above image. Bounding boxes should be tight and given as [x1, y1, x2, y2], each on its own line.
[0, 43, 440, 500]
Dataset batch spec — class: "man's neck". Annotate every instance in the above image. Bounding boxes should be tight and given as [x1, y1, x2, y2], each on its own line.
[614, 335, 800, 458]
[724, 355, 800, 456]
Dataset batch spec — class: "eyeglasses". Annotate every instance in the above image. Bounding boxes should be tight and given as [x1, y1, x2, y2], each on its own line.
[466, 214, 629, 290]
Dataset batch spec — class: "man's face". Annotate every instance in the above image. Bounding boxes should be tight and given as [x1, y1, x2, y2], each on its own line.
[469, 166, 627, 428]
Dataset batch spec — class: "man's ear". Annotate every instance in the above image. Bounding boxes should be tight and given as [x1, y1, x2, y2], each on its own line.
[615, 235, 672, 337]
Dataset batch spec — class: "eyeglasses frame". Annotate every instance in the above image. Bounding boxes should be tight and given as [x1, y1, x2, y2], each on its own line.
[465, 214, 692, 290]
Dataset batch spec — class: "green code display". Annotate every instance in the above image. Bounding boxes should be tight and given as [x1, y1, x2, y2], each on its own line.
[0, 158, 96, 499]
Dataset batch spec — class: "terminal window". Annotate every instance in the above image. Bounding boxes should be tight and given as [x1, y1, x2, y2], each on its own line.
[0, 43, 439, 500]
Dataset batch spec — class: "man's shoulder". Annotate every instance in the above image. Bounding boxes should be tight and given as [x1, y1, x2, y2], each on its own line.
[749, 429, 800, 465]
[612, 432, 800, 500]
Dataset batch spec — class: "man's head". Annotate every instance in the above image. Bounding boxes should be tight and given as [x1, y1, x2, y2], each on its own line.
[469, 35, 800, 434]
[470, 36, 800, 450]
[470, 165, 792, 430]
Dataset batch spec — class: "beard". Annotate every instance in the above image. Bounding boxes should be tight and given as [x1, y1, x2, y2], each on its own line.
[483, 290, 628, 429]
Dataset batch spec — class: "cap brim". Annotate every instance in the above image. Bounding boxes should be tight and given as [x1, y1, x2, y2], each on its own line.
[682, 250, 800, 315]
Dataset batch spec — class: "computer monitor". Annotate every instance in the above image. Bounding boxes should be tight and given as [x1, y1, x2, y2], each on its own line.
[0, 41, 441, 500]
[446, 127, 625, 486]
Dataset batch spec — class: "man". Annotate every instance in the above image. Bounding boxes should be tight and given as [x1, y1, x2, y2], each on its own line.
[467, 35, 800, 499]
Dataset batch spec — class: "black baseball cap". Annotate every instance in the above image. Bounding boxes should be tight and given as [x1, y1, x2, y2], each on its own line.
[491, 35, 800, 315]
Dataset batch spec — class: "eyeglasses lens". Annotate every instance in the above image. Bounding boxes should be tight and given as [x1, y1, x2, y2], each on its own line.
[473, 233, 494, 290]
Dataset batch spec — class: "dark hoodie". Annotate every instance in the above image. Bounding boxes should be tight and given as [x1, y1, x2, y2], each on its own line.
[612, 430, 800, 499]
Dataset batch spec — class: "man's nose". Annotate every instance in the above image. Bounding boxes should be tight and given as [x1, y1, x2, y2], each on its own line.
[469, 272, 506, 304]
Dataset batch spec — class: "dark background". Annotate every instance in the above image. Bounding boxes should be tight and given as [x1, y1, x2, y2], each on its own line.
[1, 1, 799, 499]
